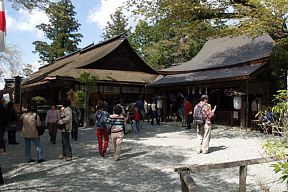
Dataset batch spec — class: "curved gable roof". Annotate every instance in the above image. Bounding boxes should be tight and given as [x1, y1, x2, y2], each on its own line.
[161, 34, 274, 73]
[24, 34, 157, 85]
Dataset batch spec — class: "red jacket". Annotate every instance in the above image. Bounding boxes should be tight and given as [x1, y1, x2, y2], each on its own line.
[134, 111, 141, 121]
[184, 100, 193, 117]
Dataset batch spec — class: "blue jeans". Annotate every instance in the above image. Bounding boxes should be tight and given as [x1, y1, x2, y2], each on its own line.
[134, 121, 140, 134]
[62, 132, 72, 157]
[24, 137, 43, 161]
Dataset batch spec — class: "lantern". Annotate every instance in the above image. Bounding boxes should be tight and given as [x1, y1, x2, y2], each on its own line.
[192, 87, 195, 95]
[233, 96, 241, 110]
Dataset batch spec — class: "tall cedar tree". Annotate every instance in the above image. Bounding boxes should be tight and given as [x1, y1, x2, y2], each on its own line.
[127, 0, 288, 71]
[33, 0, 83, 64]
[102, 8, 131, 40]
[8, 0, 50, 9]
[127, 0, 223, 69]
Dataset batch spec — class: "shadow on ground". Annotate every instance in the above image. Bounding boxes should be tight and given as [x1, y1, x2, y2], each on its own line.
[0, 122, 273, 191]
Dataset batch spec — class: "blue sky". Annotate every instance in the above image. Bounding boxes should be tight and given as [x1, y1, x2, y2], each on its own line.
[5, 0, 127, 71]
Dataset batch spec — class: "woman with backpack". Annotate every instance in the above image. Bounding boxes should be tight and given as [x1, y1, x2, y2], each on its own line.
[94, 102, 110, 157]
[193, 95, 216, 154]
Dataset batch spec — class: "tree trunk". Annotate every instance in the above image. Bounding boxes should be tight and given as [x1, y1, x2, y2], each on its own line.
[83, 86, 89, 128]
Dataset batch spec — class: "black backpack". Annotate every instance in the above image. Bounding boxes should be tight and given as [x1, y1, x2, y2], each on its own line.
[96, 111, 108, 129]
[193, 104, 205, 125]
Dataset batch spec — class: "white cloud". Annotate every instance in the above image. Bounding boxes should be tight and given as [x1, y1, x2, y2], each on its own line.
[30, 59, 42, 72]
[6, 9, 49, 38]
[87, 0, 128, 28]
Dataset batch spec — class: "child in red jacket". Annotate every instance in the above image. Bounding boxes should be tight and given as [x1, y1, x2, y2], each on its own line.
[134, 107, 141, 134]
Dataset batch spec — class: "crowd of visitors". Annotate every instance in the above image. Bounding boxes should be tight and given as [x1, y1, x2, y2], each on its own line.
[0, 93, 218, 185]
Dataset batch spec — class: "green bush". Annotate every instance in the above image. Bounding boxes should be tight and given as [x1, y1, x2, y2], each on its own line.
[262, 90, 288, 183]
[75, 90, 85, 107]
[31, 96, 47, 106]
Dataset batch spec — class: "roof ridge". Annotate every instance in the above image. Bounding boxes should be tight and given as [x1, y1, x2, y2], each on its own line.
[42, 34, 126, 67]
[80, 33, 126, 54]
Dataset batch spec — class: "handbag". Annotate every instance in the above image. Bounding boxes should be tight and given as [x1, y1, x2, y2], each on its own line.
[57, 123, 66, 130]
[35, 114, 46, 136]
[57, 115, 67, 130]
[37, 125, 46, 136]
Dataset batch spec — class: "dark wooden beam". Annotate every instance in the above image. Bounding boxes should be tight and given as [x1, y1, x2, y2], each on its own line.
[174, 157, 274, 173]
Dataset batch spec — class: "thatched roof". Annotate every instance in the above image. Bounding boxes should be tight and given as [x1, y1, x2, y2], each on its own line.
[24, 34, 158, 86]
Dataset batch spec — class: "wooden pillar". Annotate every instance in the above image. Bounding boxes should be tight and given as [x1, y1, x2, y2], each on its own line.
[245, 80, 249, 131]
[240, 80, 249, 130]
[180, 173, 189, 192]
[239, 165, 247, 192]
[14, 76, 23, 112]
[179, 170, 199, 192]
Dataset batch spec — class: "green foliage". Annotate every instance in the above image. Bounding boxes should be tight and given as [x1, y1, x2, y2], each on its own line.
[126, 0, 228, 68]
[126, 0, 288, 69]
[77, 72, 98, 85]
[31, 96, 47, 106]
[227, 0, 288, 40]
[263, 138, 287, 160]
[75, 90, 85, 107]
[271, 90, 288, 128]
[22, 64, 33, 77]
[8, 0, 50, 10]
[271, 45, 288, 90]
[102, 8, 131, 40]
[272, 162, 288, 182]
[262, 90, 288, 182]
[33, 0, 83, 64]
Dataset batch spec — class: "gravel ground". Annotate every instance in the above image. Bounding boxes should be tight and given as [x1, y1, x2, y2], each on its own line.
[0, 122, 286, 192]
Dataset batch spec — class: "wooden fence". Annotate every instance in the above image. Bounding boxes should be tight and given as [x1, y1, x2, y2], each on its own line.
[174, 157, 275, 192]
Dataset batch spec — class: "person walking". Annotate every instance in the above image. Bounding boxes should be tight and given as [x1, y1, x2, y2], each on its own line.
[7, 102, 19, 144]
[151, 99, 160, 125]
[20, 105, 45, 163]
[184, 97, 193, 129]
[45, 104, 59, 144]
[0, 139, 4, 185]
[0, 98, 6, 144]
[133, 107, 141, 134]
[57, 99, 73, 161]
[193, 95, 216, 154]
[135, 97, 144, 130]
[0, 98, 5, 184]
[94, 103, 109, 157]
[71, 104, 81, 141]
[126, 102, 135, 133]
[107, 105, 125, 161]
[117, 102, 127, 134]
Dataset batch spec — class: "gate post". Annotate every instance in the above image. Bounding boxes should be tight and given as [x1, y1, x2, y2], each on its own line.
[239, 165, 247, 192]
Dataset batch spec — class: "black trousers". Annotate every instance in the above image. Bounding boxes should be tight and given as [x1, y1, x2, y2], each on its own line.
[8, 131, 17, 144]
[0, 125, 5, 142]
[0, 166, 3, 185]
[151, 111, 160, 125]
[0, 127, 4, 185]
[61, 132, 72, 157]
[186, 115, 193, 129]
[71, 123, 78, 141]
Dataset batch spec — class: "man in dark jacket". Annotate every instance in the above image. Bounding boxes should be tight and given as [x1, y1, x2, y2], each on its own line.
[71, 105, 81, 141]
[0, 97, 6, 184]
